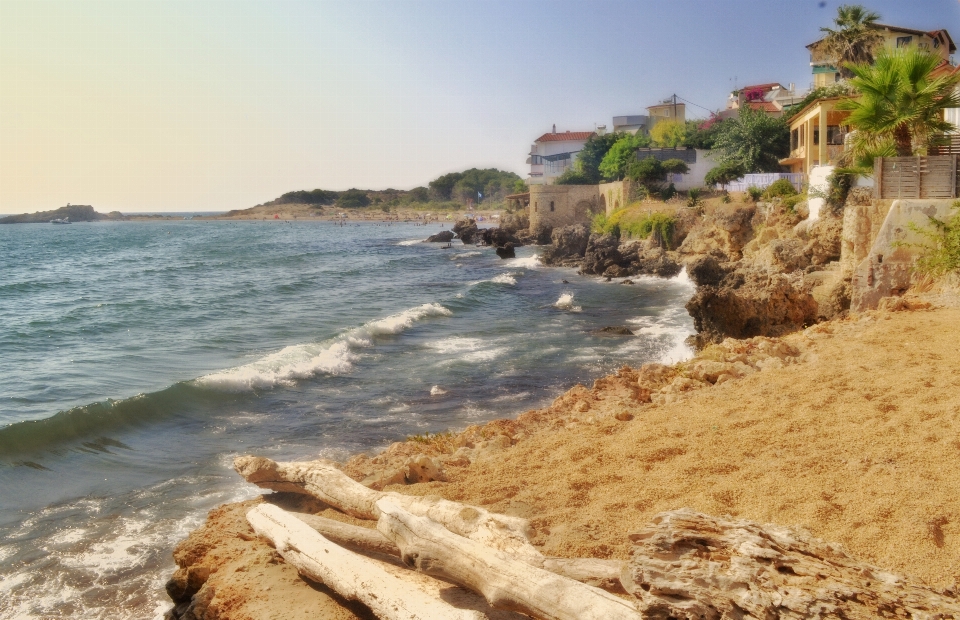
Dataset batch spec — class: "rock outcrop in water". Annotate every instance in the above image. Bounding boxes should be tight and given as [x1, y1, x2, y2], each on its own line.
[453, 219, 480, 245]
[425, 230, 454, 243]
[540, 224, 590, 267]
[0, 205, 125, 224]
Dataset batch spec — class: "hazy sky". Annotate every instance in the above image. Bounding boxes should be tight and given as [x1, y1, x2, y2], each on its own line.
[2, 0, 959, 213]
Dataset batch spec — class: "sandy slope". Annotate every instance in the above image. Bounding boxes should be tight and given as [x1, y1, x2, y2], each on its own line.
[169, 304, 960, 618]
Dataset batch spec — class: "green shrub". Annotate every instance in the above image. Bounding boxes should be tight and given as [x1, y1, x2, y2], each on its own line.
[622, 213, 677, 248]
[782, 193, 807, 213]
[763, 178, 798, 199]
[704, 161, 746, 187]
[660, 183, 677, 201]
[901, 201, 960, 277]
[686, 188, 704, 212]
[721, 193, 732, 204]
[746, 186, 763, 202]
[554, 169, 596, 185]
[825, 169, 855, 216]
[627, 156, 664, 188]
[661, 159, 690, 175]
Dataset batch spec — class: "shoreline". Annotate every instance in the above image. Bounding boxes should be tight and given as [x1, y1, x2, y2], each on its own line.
[165, 294, 960, 618]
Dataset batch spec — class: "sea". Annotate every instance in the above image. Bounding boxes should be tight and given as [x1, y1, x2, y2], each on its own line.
[0, 219, 695, 619]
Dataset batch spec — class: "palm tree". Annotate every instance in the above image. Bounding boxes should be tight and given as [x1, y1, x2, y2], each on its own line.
[816, 4, 885, 79]
[839, 47, 960, 157]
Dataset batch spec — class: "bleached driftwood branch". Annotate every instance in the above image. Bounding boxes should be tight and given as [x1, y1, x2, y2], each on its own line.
[295, 512, 625, 591]
[623, 508, 960, 618]
[246, 504, 487, 620]
[376, 498, 642, 620]
[234, 456, 541, 563]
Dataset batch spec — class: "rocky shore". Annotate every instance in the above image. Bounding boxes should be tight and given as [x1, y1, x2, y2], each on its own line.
[166, 293, 960, 618]
[164, 192, 960, 619]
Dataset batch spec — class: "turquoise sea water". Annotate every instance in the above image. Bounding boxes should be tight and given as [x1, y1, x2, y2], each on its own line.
[0, 220, 695, 618]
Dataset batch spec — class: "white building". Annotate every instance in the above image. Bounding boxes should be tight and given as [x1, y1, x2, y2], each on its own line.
[527, 126, 595, 185]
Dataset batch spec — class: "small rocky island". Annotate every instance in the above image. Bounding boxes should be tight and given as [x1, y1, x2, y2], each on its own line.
[0, 205, 126, 224]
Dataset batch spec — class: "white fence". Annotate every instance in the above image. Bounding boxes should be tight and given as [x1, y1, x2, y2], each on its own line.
[723, 173, 805, 193]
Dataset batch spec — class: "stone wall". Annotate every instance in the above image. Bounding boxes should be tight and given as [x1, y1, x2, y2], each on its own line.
[528, 184, 603, 229]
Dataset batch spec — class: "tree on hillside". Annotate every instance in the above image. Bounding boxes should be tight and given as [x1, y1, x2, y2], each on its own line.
[408, 186, 429, 202]
[839, 47, 960, 158]
[712, 106, 790, 173]
[336, 189, 371, 208]
[429, 172, 463, 200]
[274, 189, 338, 206]
[598, 133, 651, 181]
[815, 4, 885, 79]
[682, 118, 727, 150]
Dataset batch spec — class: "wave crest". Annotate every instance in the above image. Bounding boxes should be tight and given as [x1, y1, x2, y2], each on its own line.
[554, 293, 582, 313]
[197, 303, 451, 391]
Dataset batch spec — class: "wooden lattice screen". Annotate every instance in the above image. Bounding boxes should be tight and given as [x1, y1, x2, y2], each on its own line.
[873, 155, 959, 199]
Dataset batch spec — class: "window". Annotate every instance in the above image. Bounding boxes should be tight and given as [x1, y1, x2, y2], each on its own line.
[550, 201, 555, 212]
[934, 37, 942, 49]
[896, 36, 913, 48]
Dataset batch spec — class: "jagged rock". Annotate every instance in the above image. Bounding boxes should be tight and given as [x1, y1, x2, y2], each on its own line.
[540, 224, 589, 267]
[581, 233, 626, 275]
[803, 215, 843, 265]
[685, 265, 818, 348]
[592, 326, 634, 336]
[630, 247, 683, 278]
[481, 227, 520, 248]
[425, 230, 454, 243]
[754, 237, 810, 273]
[453, 219, 479, 245]
[636, 363, 678, 390]
[686, 255, 728, 287]
[499, 211, 529, 234]
[623, 508, 960, 619]
[677, 206, 756, 261]
[403, 455, 447, 484]
[530, 223, 554, 245]
[496, 243, 516, 259]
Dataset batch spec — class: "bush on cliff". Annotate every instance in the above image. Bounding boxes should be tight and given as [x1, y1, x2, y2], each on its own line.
[903, 201, 960, 277]
[762, 179, 798, 200]
[592, 208, 677, 248]
[704, 161, 747, 188]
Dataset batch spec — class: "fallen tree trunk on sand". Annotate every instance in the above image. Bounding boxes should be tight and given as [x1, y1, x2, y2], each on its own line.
[623, 508, 960, 619]
[296, 511, 624, 591]
[247, 504, 487, 620]
[376, 498, 642, 620]
[234, 455, 542, 563]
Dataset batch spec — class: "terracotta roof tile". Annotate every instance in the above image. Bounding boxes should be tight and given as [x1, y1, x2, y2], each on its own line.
[534, 131, 595, 143]
[745, 101, 781, 113]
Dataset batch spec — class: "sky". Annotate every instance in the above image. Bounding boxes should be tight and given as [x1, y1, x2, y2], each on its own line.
[1, 0, 959, 213]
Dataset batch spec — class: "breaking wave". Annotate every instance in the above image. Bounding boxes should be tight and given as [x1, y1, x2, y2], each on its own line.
[554, 292, 582, 312]
[197, 303, 452, 391]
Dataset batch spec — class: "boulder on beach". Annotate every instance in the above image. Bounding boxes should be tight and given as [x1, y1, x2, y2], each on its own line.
[425, 230, 454, 243]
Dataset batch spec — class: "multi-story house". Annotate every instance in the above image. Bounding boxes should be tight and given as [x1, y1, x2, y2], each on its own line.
[527, 126, 595, 185]
[719, 82, 805, 119]
[808, 24, 955, 87]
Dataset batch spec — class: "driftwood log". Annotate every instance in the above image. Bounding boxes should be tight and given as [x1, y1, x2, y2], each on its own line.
[295, 511, 624, 591]
[247, 503, 488, 620]
[623, 508, 960, 619]
[376, 498, 642, 620]
[235, 456, 540, 562]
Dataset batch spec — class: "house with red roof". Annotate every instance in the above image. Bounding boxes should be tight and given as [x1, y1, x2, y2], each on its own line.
[527, 125, 596, 185]
[718, 82, 804, 120]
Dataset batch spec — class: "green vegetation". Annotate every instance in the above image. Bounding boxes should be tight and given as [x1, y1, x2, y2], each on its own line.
[650, 120, 686, 148]
[840, 47, 960, 159]
[704, 161, 747, 187]
[336, 189, 371, 208]
[513, 179, 529, 194]
[746, 186, 764, 202]
[427, 168, 522, 203]
[712, 106, 790, 173]
[901, 201, 960, 277]
[273, 189, 339, 206]
[626, 156, 688, 192]
[557, 132, 621, 185]
[762, 179, 799, 200]
[686, 188, 704, 212]
[816, 4, 885, 79]
[599, 133, 651, 181]
[593, 209, 678, 247]
[785, 83, 856, 121]
[782, 193, 807, 214]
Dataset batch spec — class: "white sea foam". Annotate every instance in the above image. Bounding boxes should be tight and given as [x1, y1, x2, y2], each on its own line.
[197, 303, 452, 391]
[396, 239, 423, 246]
[510, 255, 541, 269]
[553, 293, 582, 313]
[425, 337, 486, 354]
[430, 385, 447, 396]
[452, 251, 481, 259]
[490, 273, 517, 285]
[627, 308, 695, 364]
